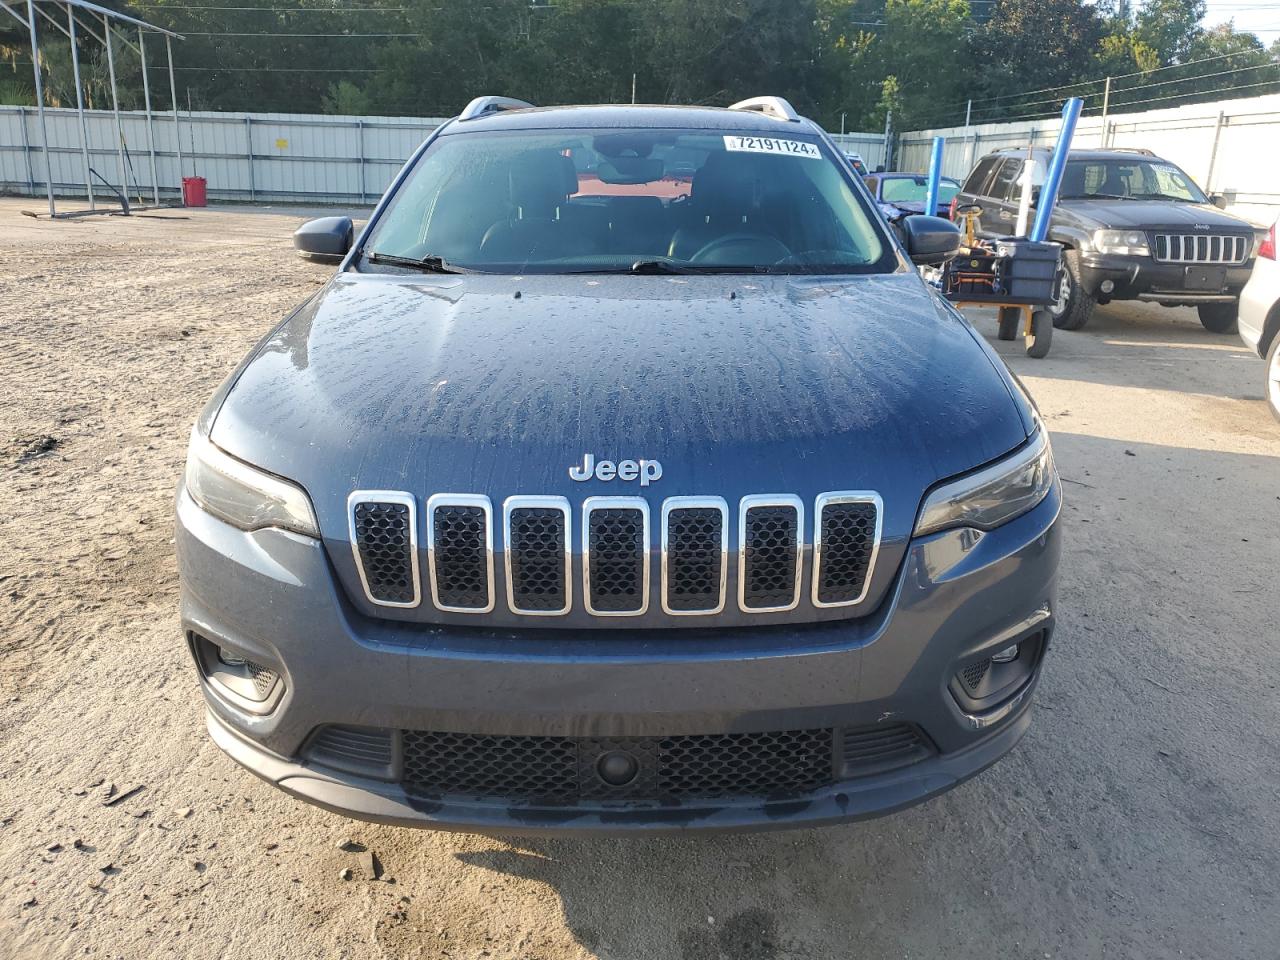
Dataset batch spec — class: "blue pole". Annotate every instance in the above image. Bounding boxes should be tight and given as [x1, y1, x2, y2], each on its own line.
[924, 136, 944, 217]
[1029, 97, 1083, 242]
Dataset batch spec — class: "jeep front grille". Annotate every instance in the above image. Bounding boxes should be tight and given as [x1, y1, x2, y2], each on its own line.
[505, 497, 572, 615]
[346, 491, 882, 619]
[427, 495, 494, 613]
[583, 498, 650, 616]
[661, 498, 728, 614]
[348, 492, 420, 607]
[739, 496, 803, 612]
[1152, 233, 1248, 264]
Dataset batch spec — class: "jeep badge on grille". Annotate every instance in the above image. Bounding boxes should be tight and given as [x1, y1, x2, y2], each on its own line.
[569, 453, 663, 486]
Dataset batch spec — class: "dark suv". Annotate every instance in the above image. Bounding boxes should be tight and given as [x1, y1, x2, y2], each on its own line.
[177, 95, 1060, 835]
[956, 147, 1262, 332]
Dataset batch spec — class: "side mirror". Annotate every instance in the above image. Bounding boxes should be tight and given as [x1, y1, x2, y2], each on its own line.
[1210, 194, 1228, 210]
[293, 216, 353, 263]
[902, 215, 961, 265]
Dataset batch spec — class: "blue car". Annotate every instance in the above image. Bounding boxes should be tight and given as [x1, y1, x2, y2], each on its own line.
[176, 94, 1060, 835]
[866, 171, 961, 220]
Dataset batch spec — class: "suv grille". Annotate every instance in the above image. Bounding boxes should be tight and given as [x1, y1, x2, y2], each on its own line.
[428, 497, 493, 612]
[740, 498, 802, 611]
[662, 500, 727, 613]
[814, 496, 880, 607]
[506, 500, 571, 614]
[584, 500, 649, 615]
[349, 495, 419, 607]
[1152, 233, 1248, 264]
[401, 727, 836, 803]
[345, 491, 883, 619]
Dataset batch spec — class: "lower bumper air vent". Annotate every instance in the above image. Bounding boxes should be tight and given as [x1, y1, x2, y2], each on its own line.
[306, 724, 396, 779]
[400, 727, 836, 804]
[839, 723, 933, 777]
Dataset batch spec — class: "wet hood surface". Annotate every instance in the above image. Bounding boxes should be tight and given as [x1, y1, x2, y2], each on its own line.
[212, 270, 1030, 547]
[1057, 199, 1256, 232]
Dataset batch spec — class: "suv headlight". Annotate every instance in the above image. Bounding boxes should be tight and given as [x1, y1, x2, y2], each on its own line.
[1092, 229, 1150, 256]
[184, 428, 320, 538]
[914, 430, 1056, 537]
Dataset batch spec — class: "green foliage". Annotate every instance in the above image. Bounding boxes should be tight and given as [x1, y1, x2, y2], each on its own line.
[1, 0, 1274, 132]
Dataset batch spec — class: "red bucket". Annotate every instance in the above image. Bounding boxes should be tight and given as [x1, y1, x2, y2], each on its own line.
[182, 176, 207, 207]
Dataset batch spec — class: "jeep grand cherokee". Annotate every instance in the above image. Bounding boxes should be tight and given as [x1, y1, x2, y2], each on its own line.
[176, 96, 1061, 834]
[956, 147, 1263, 333]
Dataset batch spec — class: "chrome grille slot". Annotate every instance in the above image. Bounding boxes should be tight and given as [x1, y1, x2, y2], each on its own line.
[348, 491, 420, 608]
[1153, 232, 1247, 264]
[427, 494, 494, 613]
[739, 495, 803, 612]
[505, 497, 571, 616]
[583, 497, 650, 616]
[661, 497, 728, 615]
[813, 493, 882, 608]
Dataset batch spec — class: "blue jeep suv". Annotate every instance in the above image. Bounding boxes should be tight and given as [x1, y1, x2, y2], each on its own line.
[176, 95, 1061, 834]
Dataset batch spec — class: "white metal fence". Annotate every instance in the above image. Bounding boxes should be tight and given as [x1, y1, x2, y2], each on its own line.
[0, 106, 448, 205]
[0, 104, 891, 207]
[897, 93, 1280, 224]
[6, 95, 1275, 222]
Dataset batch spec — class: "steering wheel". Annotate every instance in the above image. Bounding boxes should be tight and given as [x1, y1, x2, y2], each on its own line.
[690, 233, 791, 264]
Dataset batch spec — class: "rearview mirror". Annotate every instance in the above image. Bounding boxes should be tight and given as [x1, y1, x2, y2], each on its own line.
[293, 216, 353, 263]
[901, 215, 961, 265]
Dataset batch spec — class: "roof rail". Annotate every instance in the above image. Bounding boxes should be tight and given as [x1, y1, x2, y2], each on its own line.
[728, 96, 801, 123]
[458, 96, 535, 122]
[1104, 146, 1156, 156]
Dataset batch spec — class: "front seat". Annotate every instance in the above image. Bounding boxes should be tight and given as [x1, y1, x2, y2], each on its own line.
[668, 152, 769, 261]
[479, 152, 582, 263]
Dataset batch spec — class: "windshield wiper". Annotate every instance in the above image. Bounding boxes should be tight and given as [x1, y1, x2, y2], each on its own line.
[365, 251, 469, 274]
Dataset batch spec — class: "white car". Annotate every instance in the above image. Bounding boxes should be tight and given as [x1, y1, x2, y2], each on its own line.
[1239, 216, 1279, 422]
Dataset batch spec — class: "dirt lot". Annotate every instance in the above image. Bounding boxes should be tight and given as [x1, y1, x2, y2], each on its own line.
[1, 198, 1277, 960]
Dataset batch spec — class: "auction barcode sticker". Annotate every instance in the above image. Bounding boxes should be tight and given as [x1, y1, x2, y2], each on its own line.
[723, 135, 821, 159]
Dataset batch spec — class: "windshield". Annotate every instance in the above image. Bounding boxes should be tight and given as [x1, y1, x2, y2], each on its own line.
[880, 176, 960, 204]
[1060, 158, 1208, 203]
[362, 127, 890, 274]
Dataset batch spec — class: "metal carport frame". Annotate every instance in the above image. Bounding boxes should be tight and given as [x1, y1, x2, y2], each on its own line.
[0, 0, 184, 217]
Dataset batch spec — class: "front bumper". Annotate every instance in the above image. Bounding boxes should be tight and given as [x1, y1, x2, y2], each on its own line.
[176, 483, 1062, 835]
[1079, 251, 1253, 304]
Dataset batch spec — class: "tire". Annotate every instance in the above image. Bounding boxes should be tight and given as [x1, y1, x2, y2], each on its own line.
[1265, 334, 1280, 424]
[1025, 309, 1053, 358]
[997, 306, 1021, 341]
[1050, 249, 1095, 331]
[1197, 302, 1239, 334]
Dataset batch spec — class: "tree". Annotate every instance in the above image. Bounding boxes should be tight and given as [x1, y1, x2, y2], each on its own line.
[1134, 0, 1204, 63]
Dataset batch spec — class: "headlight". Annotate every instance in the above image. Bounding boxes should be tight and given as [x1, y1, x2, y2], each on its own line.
[1092, 229, 1150, 256]
[184, 428, 320, 538]
[914, 430, 1056, 537]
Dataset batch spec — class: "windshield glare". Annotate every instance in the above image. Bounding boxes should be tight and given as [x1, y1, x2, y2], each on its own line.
[1061, 158, 1207, 203]
[363, 128, 889, 274]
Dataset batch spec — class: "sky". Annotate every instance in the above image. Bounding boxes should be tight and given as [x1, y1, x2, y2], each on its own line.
[1199, 0, 1280, 39]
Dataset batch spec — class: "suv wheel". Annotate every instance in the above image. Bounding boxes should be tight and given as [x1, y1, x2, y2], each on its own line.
[1197, 302, 1239, 334]
[1266, 334, 1280, 423]
[1050, 249, 1095, 331]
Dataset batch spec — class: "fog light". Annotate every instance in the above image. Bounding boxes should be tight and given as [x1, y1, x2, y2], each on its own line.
[991, 644, 1019, 664]
[1100, 279, 1115, 293]
[217, 647, 248, 668]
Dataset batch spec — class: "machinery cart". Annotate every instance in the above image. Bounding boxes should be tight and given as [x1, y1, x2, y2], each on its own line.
[942, 225, 1062, 358]
[926, 97, 1083, 359]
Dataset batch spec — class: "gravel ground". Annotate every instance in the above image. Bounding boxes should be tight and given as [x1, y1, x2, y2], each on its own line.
[1, 199, 1277, 960]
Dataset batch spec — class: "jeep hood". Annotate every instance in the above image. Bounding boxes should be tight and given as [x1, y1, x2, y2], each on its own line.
[211, 270, 1030, 608]
[1058, 198, 1255, 232]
